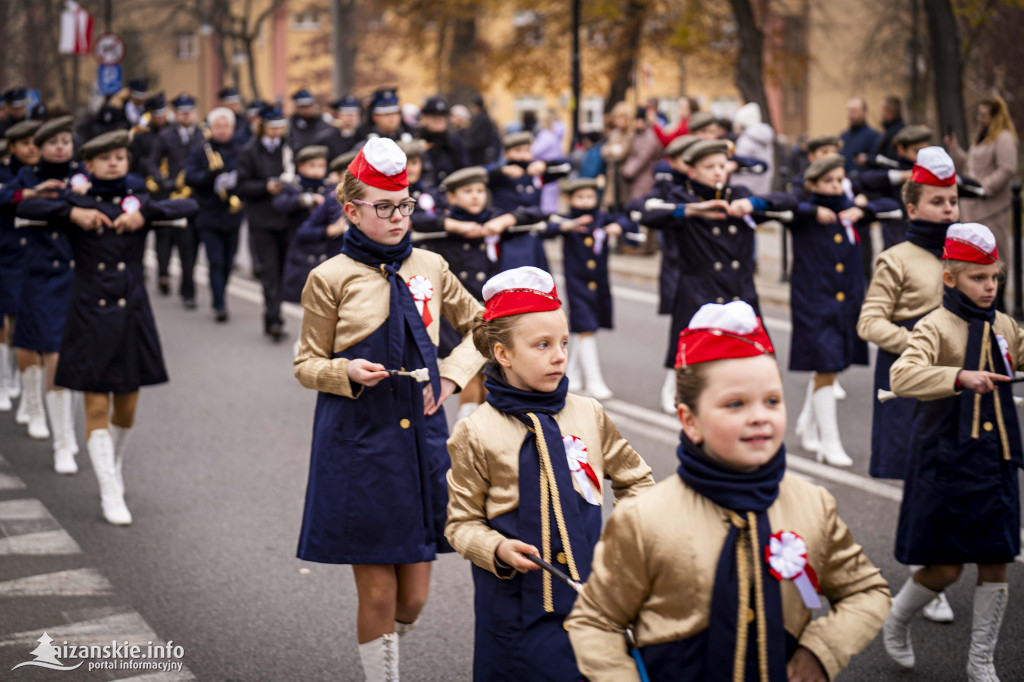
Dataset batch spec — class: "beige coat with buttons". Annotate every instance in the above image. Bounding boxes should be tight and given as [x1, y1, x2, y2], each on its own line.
[565, 474, 891, 681]
[445, 394, 654, 576]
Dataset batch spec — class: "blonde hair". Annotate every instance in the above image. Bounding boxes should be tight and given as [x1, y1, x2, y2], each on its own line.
[337, 170, 368, 204]
[980, 96, 1018, 145]
[943, 258, 1005, 277]
[675, 354, 779, 413]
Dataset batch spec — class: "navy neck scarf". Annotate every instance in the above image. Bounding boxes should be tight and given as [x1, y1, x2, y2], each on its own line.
[341, 225, 439, 396]
[569, 207, 597, 221]
[906, 220, 950, 258]
[38, 159, 73, 181]
[449, 205, 491, 223]
[808, 193, 853, 213]
[944, 285, 1022, 466]
[298, 175, 325, 191]
[687, 178, 731, 202]
[89, 176, 128, 198]
[677, 432, 787, 681]
[485, 366, 600, 618]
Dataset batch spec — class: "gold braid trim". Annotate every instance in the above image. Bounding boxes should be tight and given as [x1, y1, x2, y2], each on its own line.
[528, 413, 581, 613]
[972, 323, 1012, 460]
[747, 511, 769, 682]
[971, 322, 987, 439]
[728, 511, 750, 682]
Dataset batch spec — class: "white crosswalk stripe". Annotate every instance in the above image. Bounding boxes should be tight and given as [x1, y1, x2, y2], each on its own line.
[0, 568, 114, 597]
[0, 529, 81, 555]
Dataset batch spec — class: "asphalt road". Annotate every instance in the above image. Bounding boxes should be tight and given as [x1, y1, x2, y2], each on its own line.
[1, 254, 1022, 681]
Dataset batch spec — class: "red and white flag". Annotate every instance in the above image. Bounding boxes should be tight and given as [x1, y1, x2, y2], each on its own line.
[59, 1, 94, 56]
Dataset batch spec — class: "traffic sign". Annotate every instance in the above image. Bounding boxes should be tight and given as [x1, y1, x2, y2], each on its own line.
[94, 33, 125, 65]
[97, 64, 123, 96]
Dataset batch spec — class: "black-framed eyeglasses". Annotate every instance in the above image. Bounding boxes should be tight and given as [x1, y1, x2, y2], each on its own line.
[350, 199, 416, 218]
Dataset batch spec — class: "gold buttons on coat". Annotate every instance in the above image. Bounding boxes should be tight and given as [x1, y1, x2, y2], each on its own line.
[747, 608, 756, 624]
[476, 272, 486, 282]
[307, 255, 316, 263]
[556, 552, 567, 565]
[97, 263, 106, 272]
[117, 298, 126, 307]
[587, 282, 598, 291]
[52, 260, 60, 268]
[716, 296, 725, 304]
[19, 237, 26, 246]
[117, 262, 126, 271]
[712, 226, 721, 236]
[713, 262, 723, 271]
[478, 244, 486, 252]
[98, 299, 107, 307]
[983, 421, 994, 432]
[834, 233, 843, 244]
[586, 260, 596, 270]
[835, 292, 846, 302]
[584, 236, 594, 247]
[728, 225, 738, 235]
[459, 270, 468, 280]
[835, 263, 845, 273]
[730, 260, 740, 270]
[399, 418, 411, 429]
[462, 243, 471, 251]
[51, 232, 59, 240]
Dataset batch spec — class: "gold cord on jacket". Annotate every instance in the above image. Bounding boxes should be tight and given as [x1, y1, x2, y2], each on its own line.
[726, 511, 770, 682]
[970, 322, 1012, 460]
[527, 413, 581, 613]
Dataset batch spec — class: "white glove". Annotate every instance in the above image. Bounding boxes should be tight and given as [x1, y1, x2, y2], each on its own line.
[214, 170, 237, 194]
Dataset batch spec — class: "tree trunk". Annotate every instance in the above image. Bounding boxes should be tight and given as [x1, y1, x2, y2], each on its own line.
[245, 38, 260, 101]
[331, 0, 358, 96]
[728, 0, 772, 128]
[446, 17, 478, 105]
[922, 0, 967, 145]
[605, 0, 647, 113]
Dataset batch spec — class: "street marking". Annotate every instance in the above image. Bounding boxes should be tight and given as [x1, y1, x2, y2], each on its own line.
[603, 398, 904, 503]
[0, 529, 81, 555]
[0, 498, 49, 520]
[0, 568, 114, 598]
[0, 471, 26, 491]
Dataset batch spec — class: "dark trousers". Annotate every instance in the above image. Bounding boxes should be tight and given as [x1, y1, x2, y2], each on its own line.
[200, 228, 240, 312]
[249, 227, 295, 329]
[155, 221, 199, 299]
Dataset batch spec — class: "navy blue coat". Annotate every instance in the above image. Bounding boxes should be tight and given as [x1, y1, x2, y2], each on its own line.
[638, 179, 797, 368]
[787, 195, 899, 373]
[488, 160, 571, 271]
[20, 175, 196, 392]
[11, 161, 81, 353]
[149, 125, 204, 194]
[0, 157, 30, 320]
[629, 169, 695, 316]
[282, 192, 344, 303]
[860, 157, 914, 249]
[555, 210, 637, 333]
[184, 138, 244, 232]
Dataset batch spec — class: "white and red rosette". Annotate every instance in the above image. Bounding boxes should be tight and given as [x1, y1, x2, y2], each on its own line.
[563, 435, 601, 505]
[765, 530, 821, 608]
[121, 195, 142, 214]
[406, 275, 434, 327]
[69, 173, 90, 190]
[592, 227, 606, 255]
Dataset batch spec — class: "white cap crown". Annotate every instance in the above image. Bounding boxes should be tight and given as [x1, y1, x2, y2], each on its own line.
[916, 146, 955, 181]
[687, 301, 759, 335]
[362, 137, 406, 176]
[482, 266, 555, 302]
[947, 222, 997, 254]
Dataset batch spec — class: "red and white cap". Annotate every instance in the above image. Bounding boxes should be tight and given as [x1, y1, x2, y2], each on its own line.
[482, 266, 562, 321]
[675, 301, 774, 369]
[943, 222, 999, 264]
[347, 138, 408, 191]
[910, 146, 956, 187]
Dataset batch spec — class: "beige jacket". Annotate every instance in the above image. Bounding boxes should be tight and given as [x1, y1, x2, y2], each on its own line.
[950, 130, 1019, 226]
[565, 474, 891, 681]
[857, 241, 944, 354]
[445, 394, 654, 576]
[890, 306, 1024, 401]
[294, 248, 485, 398]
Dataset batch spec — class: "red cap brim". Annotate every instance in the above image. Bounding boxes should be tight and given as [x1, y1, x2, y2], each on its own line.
[347, 151, 408, 191]
[943, 238, 998, 264]
[675, 322, 774, 368]
[910, 165, 956, 187]
[483, 287, 562, 321]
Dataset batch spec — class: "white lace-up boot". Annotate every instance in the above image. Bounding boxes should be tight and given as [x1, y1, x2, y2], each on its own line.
[883, 578, 939, 669]
[87, 429, 132, 525]
[578, 335, 612, 400]
[22, 366, 49, 439]
[813, 384, 853, 467]
[359, 632, 399, 681]
[795, 378, 820, 452]
[966, 583, 1008, 681]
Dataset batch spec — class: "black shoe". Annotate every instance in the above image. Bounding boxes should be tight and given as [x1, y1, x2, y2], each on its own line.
[267, 322, 284, 342]
[158, 278, 170, 296]
[215, 309, 229, 323]
[183, 298, 197, 310]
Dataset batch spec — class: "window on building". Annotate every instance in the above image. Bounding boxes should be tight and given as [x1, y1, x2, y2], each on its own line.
[175, 33, 198, 61]
[291, 10, 321, 31]
[513, 11, 545, 47]
[580, 96, 605, 133]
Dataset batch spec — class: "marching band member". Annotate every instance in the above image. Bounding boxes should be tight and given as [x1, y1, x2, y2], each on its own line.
[11, 116, 79, 459]
[18, 130, 197, 522]
[148, 93, 203, 307]
[184, 107, 244, 322]
[236, 105, 293, 341]
[445, 266, 653, 681]
[566, 301, 890, 681]
[293, 138, 484, 681]
[773, 154, 899, 468]
[274, 145, 334, 305]
[887, 222, 1020, 681]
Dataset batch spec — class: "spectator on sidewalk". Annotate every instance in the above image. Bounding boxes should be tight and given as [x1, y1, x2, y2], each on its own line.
[840, 97, 880, 175]
[870, 95, 906, 165]
[599, 102, 634, 212]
